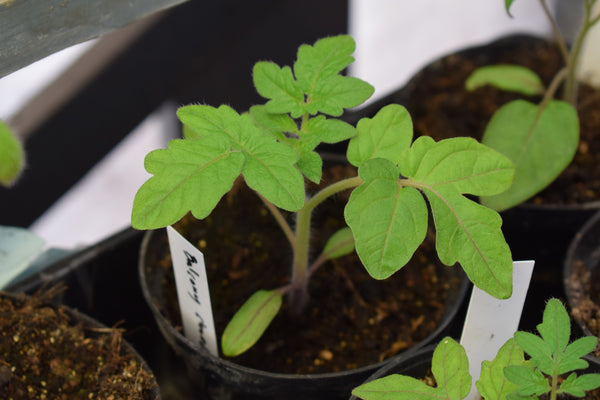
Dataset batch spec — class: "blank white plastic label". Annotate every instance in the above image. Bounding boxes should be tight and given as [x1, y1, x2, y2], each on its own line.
[167, 226, 218, 356]
[460, 260, 535, 400]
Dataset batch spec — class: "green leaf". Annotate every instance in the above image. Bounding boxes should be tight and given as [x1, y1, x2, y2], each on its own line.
[176, 105, 305, 212]
[352, 337, 470, 400]
[249, 105, 298, 139]
[322, 227, 355, 259]
[302, 115, 356, 144]
[222, 290, 282, 357]
[294, 35, 356, 94]
[405, 137, 515, 197]
[536, 298, 571, 356]
[253, 61, 305, 118]
[477, 338, 525, 400]
[514, 331, 554, 375]
[352, 373, 441, 400]
[294, 143, 322, 184]
[505, 0, 516, 16]
[504, 365, 549, 397]
[240, 118, 305, 211]
[131, 138, 245, 229]
[465, 65, 544, 96]
[431, 337, 472, 400]
[0, 120, 24, 187]
[345, 159, 428, 280]
[347, 104, 414, 167]
[480, 100, 579, 211]
[306, 74, 374, 116]
[560, 336, 598, 374]
[400, 137, 515, 298]
[559, 373, 600, 396]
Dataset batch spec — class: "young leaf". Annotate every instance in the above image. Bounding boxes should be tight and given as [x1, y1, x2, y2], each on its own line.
[465, 65, 544, 96]
[559, 373, 600, 397]
[505, 0, 516, 17]
[514, 331, 554, 375]
[253, 61, 305, 118]
[345, 158, 428, 280]
[221, 289, 282, 357]
[305, 74, 374, 116]
[536, 298, 570, 356]
[322, 227, 355, 259]
[0, 121, 24, 187]
[352, 337, 471, 400]
[480, 99, 579, 211]
[347, 104, 413, 167]
[302, 115, 356, 144]
[503, 365, 550, 397]
[131, 139, 245, 229]
[294, 34, 356, 94]
[477, 338, 526, 400]
[401, 137, 515, 298]
[560, 336, 598, 374]
[249, 105, 298, 140]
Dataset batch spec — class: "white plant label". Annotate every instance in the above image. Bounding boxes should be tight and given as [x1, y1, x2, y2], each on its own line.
[166, 226, 218, 357]
[460, 260, 535, 400]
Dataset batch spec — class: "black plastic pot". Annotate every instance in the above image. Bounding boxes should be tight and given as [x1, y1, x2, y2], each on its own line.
[139, 225, 469, 400]
[564, 210, 600, 366]
[1, 291, 162, 399]
[345, 34, 600, 332]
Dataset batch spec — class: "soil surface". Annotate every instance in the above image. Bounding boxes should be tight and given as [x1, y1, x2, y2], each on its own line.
[0, 289, 158, 399]
[145, 163, 466, 374]
[398, 36, 600, 205]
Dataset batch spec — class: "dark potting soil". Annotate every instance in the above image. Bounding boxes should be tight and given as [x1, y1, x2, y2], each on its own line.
[147, 164, 464, 374]
[402, 37, 600, 205]
[567, 259, 600, 359]
[0, 289, 158, 399]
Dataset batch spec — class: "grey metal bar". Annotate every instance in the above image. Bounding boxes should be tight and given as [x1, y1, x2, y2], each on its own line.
[0, 0, 188, 78]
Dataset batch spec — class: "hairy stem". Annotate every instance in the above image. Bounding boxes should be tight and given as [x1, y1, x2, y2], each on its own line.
[256, 192, 296, 250]
[539, 0, 570, 63]
[564, 0, 600, 104]
[288, 175, 364, 315]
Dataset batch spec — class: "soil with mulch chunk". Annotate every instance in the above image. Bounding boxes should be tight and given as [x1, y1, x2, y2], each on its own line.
[0, 289, 158, 399]
[146, 162, 466, 375]
[567, 259, 600, 359]
[400, 36, 600, 205]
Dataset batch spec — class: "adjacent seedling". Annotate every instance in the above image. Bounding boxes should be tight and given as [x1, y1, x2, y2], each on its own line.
[466, 0, 599, 211]
[353, 299, 600, 400]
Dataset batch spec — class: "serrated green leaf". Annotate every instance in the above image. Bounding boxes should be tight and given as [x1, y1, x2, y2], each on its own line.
[302, 115, 356, 144]
[345, 159, 428, 280]
[406, 137, 515, 197]
[253, 61, 305, 118]
[352, 373, 441, 400]
[480, 100, 579, 211]
[131, 139, 245, 229]
[0, 120, 24, 187]
[241, 119, 305, 211]
[559, 373, 600, 396]
[352, 337, 470, 400]
[322, 227, 355, 259]
[465, 65, 544, 96]
[347, 104, 413, 167]
[249, 105, 298, 140]
[294, 35, 356, 94]
[560, 336, 598, 374]
[477, 338, 525, 400]
[306, 74, 374, 116]
[504, 365, 549, 397]
[399, 137, 514, 298]
[536, 298, 571, 356]
[221, 290, 282, 357]
[514, 331, 554, 375]
[177, 104, 244, 143]
[294, 143, 322, 183]
[431, 337, 472, 400]
[425, 188, 513, 298]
